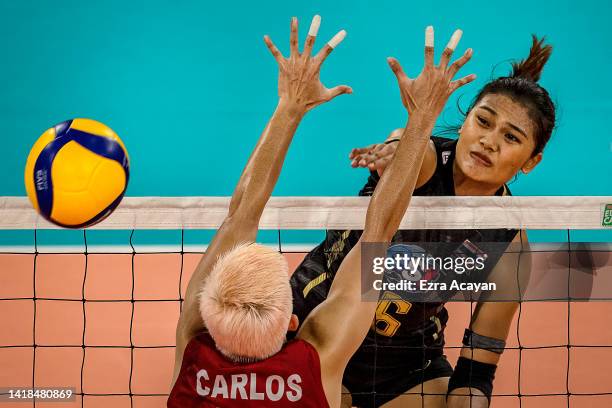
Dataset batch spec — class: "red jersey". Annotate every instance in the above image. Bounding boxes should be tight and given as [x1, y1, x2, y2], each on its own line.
[167, 332, 329, 407]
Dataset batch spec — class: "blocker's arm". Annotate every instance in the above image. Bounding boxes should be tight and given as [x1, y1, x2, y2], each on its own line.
[298, 26, 476, 406]
[171, 15, 352, 388]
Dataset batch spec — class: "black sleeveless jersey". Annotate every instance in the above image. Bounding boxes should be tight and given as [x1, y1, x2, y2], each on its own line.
[314, 136, 518, 341]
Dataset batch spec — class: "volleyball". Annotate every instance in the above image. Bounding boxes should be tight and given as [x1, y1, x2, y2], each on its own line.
[24, 118, 129, 228]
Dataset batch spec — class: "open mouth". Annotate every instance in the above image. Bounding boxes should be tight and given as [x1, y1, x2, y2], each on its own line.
[470, 151, 493, 167]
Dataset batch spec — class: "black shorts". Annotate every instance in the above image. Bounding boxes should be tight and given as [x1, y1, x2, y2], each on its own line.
[343, 347, 453, 407]
[290, 249, 454, 408]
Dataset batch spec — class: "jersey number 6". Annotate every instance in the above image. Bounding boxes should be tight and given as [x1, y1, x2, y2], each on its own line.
[372, 292, 412, 337]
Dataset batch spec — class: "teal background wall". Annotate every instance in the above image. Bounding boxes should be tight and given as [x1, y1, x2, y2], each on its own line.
[1, 0, 610, 199]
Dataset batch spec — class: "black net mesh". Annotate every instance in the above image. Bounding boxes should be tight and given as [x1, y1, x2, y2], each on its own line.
[1, 227, 611, 407]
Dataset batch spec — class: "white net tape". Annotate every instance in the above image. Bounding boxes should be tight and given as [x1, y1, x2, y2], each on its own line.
[1, 196, 611, 230]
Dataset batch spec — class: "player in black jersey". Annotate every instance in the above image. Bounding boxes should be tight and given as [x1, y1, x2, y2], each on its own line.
[290, 34, 556, 407]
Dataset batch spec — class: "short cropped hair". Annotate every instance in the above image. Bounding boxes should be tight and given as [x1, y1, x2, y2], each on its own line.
[199, 242, 292, 361]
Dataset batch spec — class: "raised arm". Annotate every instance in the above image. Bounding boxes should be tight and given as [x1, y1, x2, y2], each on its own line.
[297, 26, 476, 404]
[172, 15, 352, 386]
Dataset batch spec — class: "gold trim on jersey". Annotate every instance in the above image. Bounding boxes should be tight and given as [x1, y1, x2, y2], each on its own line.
[326, 230, 351, 270]
[302, 272, 327, 298]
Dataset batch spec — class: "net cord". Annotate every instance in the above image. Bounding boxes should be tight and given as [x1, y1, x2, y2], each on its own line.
[1, 196, 610, 230]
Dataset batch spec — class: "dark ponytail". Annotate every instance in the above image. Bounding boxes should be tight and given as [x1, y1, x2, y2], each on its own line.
[511, 35, 552, 82]
[466, 35, 556, 156]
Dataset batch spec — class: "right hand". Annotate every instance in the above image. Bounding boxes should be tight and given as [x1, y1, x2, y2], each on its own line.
[387, 26, 475, 120]
[264, 15, 352, 114]
[349, 137, 399, 176]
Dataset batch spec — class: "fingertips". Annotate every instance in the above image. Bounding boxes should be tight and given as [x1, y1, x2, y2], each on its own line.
[451, 73, 478, 91]
[337, 85, 353, 95]
[464, 48, 474, 62]
[329, 85, 353, 99]
[387, 57, 402, 74]
[308, 15, 321, 37]
[446, 29, 463, 52]
[327, 29, 346, 49]
[425, 26, 434, 48]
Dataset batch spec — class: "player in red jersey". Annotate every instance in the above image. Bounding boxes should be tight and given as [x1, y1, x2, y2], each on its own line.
[168, 16, 475, 407]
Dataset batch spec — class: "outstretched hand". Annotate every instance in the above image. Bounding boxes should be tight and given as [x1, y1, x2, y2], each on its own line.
[388, 26, 475, 119]
[264, 15, 352, 113]
[349, 141, 397, 175]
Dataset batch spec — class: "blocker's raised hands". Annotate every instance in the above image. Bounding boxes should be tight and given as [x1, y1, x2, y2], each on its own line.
[388, 26, 475, 119]
[264, 15, 352, 113]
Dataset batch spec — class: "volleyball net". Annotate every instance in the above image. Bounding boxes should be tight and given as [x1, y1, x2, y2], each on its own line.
[0, 196, 611, 407]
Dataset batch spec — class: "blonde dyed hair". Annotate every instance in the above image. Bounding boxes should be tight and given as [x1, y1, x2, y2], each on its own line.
[199, 242, 292, 361]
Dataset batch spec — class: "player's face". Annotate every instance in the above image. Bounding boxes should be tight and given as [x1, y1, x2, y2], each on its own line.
[455, 93, 542, 187]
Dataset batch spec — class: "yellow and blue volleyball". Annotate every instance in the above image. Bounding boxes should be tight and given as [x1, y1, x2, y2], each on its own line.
[24, 118, 129, 228]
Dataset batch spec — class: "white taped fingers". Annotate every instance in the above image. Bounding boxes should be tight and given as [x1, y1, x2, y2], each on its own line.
[308, 15, 321, 37]
[327, 30, 346, 49]
[446, 29, 463, 51]
[425, 26, 434, 48]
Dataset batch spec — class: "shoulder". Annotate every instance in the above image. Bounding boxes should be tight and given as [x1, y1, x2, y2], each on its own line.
[361, 137, 439, 193]
[430, 136, 458, 166]
[170, 331, 208, 390]
[431, 135, 457, 149]
[292, 336, 336, 407]
[276, 338, 325, 388]
[290, 338, 322, 366]
[416, 139, 438, 187]
[413, 137, 450, 190]
[182, 332, 212, 357]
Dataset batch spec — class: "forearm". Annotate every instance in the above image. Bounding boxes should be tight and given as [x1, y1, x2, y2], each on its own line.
[447, 301, 519, 407]
[175, 101, 305, 353]
[228, 101, 305, 221]
[363, 115, 434, 241]
[306, 114, 436, 368]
